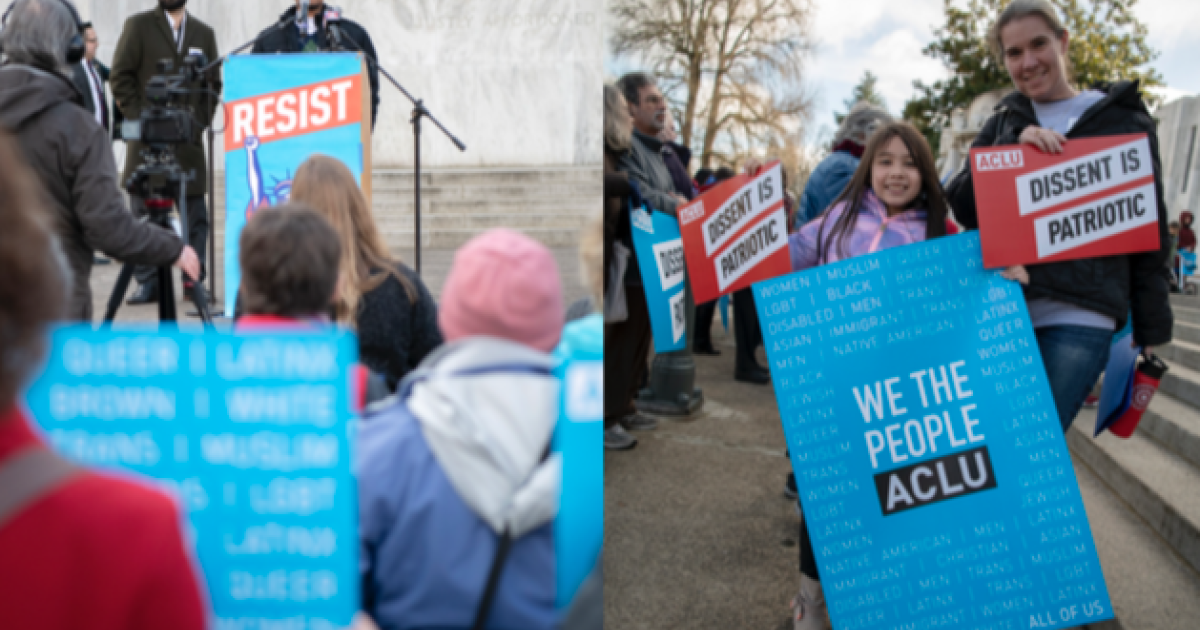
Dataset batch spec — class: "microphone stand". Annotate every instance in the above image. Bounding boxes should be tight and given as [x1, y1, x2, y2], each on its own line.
[326, 17, 466, 275]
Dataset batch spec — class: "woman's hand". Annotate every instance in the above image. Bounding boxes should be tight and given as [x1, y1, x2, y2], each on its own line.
[1000, 265, 1030, 285]
[743, 157, 764, 176]
[1019, 125, 1067, 155]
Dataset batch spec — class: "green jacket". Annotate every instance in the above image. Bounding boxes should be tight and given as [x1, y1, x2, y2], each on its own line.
[111, 6, 221, 195]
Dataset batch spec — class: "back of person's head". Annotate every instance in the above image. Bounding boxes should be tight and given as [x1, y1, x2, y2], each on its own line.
[714, 166, 736, 181]
[439, 229, 564, 352]
[0, 129, 68, 411]
[239, 204, 341, 319]
[834, 102, 894, 148]
[694, 167, 714, 185]
[0, 0, 80, 76]
[603, 83, 632, 152]
[290, 154, 416, 322]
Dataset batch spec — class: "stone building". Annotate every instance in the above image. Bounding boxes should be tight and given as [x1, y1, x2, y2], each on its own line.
[76, 0, 602, 265]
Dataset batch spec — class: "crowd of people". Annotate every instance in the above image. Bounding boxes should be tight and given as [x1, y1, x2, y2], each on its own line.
[0, 0, 603, 628]
[604, 0, 1175, 627]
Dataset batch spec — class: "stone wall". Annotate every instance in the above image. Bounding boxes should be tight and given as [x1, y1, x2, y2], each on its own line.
[1155, 96, 1200, 219]
[79, 0, 603, 169]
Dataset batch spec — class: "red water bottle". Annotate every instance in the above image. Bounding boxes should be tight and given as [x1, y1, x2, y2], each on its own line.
[1108, 354, 1168, 438]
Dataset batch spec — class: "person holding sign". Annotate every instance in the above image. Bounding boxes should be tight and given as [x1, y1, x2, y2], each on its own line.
[783, 121, 951, 630]
[0, 131, 207, 629]
[944, 0, 1172, 431]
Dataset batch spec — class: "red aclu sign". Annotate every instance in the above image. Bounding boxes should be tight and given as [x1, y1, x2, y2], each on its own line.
[971, 133, 1161, 268]
[225, 75, 364, 150]
[678, 161, 791, 304]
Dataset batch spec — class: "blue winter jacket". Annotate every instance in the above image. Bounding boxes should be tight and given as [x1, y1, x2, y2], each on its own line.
[797, 150, 859, 228]
[357, 339, 560, 630]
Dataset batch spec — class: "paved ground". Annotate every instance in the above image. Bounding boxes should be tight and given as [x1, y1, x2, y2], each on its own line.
[604, 325, 802, 630]
[88, 247, 587, 328]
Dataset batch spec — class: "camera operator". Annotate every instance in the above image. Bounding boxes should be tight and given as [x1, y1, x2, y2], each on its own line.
[252, 1, 379, 130]
[111, 0, 219, 305]
[0, 0, 198, 321]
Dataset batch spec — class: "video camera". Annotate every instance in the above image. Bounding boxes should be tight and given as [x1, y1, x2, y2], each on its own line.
[121, 54, 212, 206]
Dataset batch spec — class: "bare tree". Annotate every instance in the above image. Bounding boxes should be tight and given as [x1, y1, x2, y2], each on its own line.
[611, 0, 814, 168]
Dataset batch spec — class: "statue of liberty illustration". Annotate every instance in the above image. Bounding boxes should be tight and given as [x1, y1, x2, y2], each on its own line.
[244, 136, 293, 219]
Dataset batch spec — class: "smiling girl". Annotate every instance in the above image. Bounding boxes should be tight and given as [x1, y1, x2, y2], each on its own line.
[785, 121, 950, 630]
[945, 0, 1172, 434]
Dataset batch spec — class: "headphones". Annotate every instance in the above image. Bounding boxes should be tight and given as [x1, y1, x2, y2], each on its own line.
[1, 0, 87, 65]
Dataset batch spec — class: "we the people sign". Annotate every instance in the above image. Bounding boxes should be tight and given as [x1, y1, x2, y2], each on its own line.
[26, 328, 360, 628]
[971, 134, 1160, 267]
[679, 162, 791, 304]
[754, 233, 1112, 630]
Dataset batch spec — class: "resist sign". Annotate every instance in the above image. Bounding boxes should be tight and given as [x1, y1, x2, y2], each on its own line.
[971, 134, 1160, 267]
[679, 162, 791, 304]
[754, 233, 1112, 630]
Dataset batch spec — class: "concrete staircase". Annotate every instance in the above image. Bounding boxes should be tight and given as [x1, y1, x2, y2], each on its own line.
[213, 166, 600, 260]
[1065, 293, 1200, 629]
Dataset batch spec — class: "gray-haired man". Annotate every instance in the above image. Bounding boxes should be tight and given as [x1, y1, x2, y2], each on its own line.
[0, 0, 199, 320]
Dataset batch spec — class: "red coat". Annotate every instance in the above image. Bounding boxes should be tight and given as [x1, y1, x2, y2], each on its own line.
[0, 407, 207, 630]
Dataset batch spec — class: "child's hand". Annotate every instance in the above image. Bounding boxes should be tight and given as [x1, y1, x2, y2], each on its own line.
[1019, 125, 1067, 154]
[1000, 265, 1030, 285]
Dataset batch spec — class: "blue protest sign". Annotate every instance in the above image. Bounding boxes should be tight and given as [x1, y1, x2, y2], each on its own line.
[1096, 322, 1137, 436]
[24, 327, 360, 628]
[754, 233, 1112, 630]
[552, 314, 604, 609]
[630, 204, 688, 353]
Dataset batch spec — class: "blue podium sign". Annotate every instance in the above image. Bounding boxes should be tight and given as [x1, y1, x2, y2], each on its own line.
[552, 314, 604, 609]
[754, 233, 1112, 630]
[630, 204, 688, 354]
[25, 327, 360, 629]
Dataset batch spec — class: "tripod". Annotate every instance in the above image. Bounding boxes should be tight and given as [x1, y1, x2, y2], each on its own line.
[103, 178, 215, 327]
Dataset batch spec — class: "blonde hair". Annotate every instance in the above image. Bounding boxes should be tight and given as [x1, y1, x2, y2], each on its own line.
[579, 211, 603, 309]
[604, 83, 632, 152]
[290, 155, 416, 324]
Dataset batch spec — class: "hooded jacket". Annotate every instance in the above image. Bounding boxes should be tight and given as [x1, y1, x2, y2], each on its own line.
[252, 5, 380, 129]
[798, 150, 859, 228]
[357, 337, 560, 630]
[0, 64, 182, 320]
[790, 189, 930, 270]
[945, 81, 1172, 347]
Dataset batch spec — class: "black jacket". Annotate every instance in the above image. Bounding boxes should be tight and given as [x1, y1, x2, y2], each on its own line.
[252, 6, 380, 129]
[945, 81, 1173, 347]
[357, 263, 443, 388]
[71, 60, 124, 138]
[0, 64, 183, 320]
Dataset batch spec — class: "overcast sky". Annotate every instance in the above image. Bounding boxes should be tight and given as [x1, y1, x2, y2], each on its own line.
[606, 0, 1200, 148]
[804, 0, 1200, 142]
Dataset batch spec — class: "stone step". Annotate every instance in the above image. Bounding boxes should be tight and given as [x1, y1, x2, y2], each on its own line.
[370, 202, 599, 220]
[1137, 390, 1200, 472]
[1071, 454, 1200, 629]
[1173, 305, 1200, 326]
[1173, 321, 1200, 346]
[1162, 339, 1200, 373]
[1066, 409, 1200, 576]
[1159, 357, 1200, 412]
[373, 213, 587, 231]
[369, 182, 602, 199]
[378, 227, 585, 249]
[372, 168, 601, 188]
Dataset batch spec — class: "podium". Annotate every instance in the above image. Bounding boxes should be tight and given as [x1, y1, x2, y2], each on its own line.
[222, 53, 372, 317]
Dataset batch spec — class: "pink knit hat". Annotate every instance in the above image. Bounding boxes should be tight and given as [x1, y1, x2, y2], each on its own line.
[438, 229, 564, 352]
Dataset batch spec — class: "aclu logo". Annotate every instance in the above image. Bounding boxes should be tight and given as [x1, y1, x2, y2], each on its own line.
[680, 201, 705, 226]
[632, 207, 654, 234]
[975, 149, 1024, 172]
[874, 445, 998, 516]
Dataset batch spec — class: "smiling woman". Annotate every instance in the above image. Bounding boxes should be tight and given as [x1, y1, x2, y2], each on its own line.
[944, 0, 1173, 434]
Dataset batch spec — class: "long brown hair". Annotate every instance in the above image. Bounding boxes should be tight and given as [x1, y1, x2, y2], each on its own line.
[815, 121, 948, 263]
[290, 155, 416, 324]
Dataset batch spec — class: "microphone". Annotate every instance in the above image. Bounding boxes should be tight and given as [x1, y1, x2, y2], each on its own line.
[323, 6, 348, 52]
[296, 0, 309, 29]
